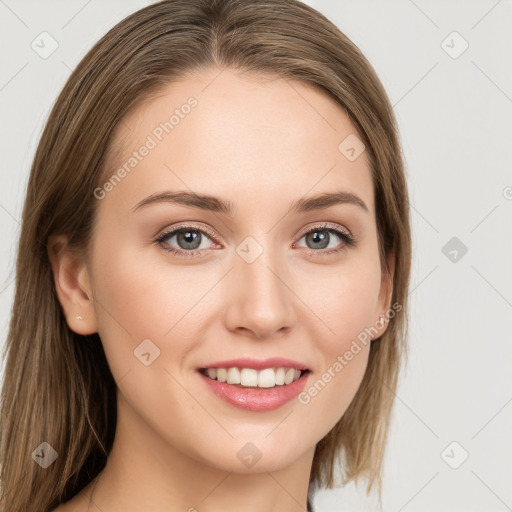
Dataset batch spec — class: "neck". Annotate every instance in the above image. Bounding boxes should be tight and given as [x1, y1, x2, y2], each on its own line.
[84, 391, 315, 512]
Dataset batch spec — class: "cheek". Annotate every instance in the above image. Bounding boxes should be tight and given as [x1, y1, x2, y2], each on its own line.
[312, 255, 382, 346]
[300, 342, 371, 442]
[89, 234, 220, 379]
[298, 258, 379, 426]
[89, 238, 182, 375]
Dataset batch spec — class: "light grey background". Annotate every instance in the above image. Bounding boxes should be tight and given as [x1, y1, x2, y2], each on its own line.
[1, 1, 511, 511]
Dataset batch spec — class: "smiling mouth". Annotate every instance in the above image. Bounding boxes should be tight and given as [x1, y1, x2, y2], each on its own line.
[198, 367, 310, 389]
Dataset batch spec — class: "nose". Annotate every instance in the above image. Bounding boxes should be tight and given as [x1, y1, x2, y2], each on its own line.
[223, 245, 297, 339]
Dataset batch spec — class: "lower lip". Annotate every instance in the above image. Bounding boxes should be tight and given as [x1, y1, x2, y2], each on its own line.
[198, 370, 309, 412]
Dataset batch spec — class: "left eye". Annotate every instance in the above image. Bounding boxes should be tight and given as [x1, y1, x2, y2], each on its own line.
[294, 227, 352, 251]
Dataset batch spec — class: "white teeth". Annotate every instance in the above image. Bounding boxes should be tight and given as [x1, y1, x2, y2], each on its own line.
[275, 367, 285, 385]
[258, 368, 276, 388]
[241, 368, 258, 386]
[202, 366, 306, 388]
[226, 367, 241, 384]
[284, 368, 295, 385]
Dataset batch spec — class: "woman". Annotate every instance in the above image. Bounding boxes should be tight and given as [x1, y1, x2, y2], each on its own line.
[0, 1, 411, 511]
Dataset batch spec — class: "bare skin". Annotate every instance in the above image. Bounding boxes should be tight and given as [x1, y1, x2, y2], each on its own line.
[49, 66, 393, 512]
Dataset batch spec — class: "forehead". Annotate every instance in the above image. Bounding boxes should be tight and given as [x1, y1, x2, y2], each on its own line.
[99, 67, 374, 219]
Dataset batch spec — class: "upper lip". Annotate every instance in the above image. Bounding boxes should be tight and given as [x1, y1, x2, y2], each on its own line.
[198, 357, 310, 371]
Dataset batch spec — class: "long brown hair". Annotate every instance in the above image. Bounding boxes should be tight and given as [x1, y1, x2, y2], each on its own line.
[0, 1, 411, 510]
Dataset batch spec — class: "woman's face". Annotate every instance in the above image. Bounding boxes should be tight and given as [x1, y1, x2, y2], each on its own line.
[79, 67, 391, 474]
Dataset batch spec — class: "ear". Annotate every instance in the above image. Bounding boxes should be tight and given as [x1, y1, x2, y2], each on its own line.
[47, 234, 98, 335]
[372, 250, 395, 340]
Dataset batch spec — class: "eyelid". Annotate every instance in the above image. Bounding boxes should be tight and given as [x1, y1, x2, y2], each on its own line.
[157, 222, 219, 241]
[295, 221, 352, 240]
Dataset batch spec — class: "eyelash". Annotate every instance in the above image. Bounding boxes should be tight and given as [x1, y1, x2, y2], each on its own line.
[154, 222, 357, 259]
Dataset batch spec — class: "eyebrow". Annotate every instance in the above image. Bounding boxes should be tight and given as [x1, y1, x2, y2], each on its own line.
[130, 190, 369, 215]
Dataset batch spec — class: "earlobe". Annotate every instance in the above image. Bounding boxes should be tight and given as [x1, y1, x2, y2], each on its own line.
[47, 234, 98, 335]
